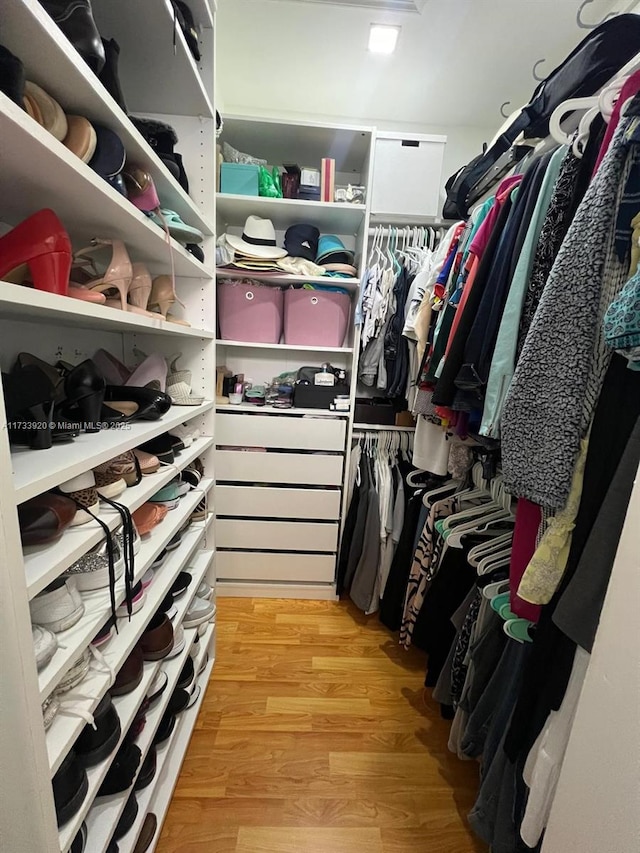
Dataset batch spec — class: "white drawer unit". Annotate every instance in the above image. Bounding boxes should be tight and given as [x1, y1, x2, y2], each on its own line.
[216, 485, 341, 519]
[217, 412, 347, 451]
[217, 551, 337, 583]
[216, 518, 339, 552]
[215, 450, 344, 486]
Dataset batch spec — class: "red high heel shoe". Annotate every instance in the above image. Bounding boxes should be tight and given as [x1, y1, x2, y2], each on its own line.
[0, 209, 71, 296]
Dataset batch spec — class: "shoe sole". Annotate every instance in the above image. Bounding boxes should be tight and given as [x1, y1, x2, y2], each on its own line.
[92, 627, 115, 647]
[77, 720, 121, 768]
[97, 479, 127, 499]
[116, 592, 146, 617]
[72, 558, 124, 592]
[70, 501, 101, 527]
[153, 715, 176, 745]
[56, 769, 89, 827]
[150, 498, 180, 510]
[110, 667, 143, 696]
[123, 470, 142, 486]
[187, 684, 201, 708]
[41, 603, 85, 635]
[146, 672, 169, 705]
[165, 538, 181, 552]
[198, 653, 209, 675]
[183, 610, 214, 628]
[142, 639, 174, 661]
[165, 636, 186, 659]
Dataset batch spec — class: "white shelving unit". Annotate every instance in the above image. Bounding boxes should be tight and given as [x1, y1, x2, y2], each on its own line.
[0, 2, 217, 851]
[214, 115, 374, 597]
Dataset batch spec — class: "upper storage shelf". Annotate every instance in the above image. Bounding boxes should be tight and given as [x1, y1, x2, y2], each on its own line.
[217, 194, 366, 233]
[1, 0, 215, 236]
[221, 116, 374, 178]
[91, 0, 214, 116]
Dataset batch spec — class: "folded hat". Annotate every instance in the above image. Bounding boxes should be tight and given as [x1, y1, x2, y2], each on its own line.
[316, 234, 355, 266]
[284, 224, 320, 262]
[224, 215, 287, 260]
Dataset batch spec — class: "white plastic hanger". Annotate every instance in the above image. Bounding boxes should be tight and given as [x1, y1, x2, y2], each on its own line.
[467, 531, 513, 566]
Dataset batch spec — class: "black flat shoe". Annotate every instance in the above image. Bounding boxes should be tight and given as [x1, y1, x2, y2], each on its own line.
[75, 694, 121, 767]
[52, 750, 89, 827]
[39, 0, 105, 74]
[138, 434, 175, 464]
[0, 44, 25, 106]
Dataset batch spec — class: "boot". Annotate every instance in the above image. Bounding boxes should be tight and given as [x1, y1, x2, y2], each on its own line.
[39, 0, 105, 74]
[99, 38, 127, 114]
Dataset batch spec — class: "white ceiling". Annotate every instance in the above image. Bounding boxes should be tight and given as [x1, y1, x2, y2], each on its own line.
[217, 0, 626, 130]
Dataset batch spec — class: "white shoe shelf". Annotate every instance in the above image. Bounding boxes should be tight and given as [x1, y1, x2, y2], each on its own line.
[0, 1, 218, 850]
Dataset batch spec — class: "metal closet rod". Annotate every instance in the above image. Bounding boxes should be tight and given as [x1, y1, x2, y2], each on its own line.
[368, 225, 448, 236]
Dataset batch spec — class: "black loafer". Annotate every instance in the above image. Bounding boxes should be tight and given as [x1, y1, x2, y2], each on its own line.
[153, 712, 176, 745]
[138, 434, 175, 464]
[75, 693, 121, 767]
[52, 750, 89, 827]
[134, 746, 157, 791]
[70, 822, 87, 853]
[113, 791, 138, 840]
[98, 741, 141, 796]
[170, 571, 192, 598]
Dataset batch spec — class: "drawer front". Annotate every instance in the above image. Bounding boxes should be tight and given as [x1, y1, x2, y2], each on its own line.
[216, 518, 339, 552]
[215, 450, 344, 486]
[217, 551, 336, 583]
[216, 485, 341, 520]
[217, 412, 346, 451]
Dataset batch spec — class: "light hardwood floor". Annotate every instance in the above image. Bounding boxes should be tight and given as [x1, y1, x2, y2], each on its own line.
[157, 598, 486, 853]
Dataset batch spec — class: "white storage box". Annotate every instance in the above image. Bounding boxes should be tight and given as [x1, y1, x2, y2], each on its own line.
[371, 132, 446, 218]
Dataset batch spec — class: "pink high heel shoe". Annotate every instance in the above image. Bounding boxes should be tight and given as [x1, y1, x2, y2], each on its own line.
[72, 239, 132, 309]
[128, 263, 159, 318]
[149, 275, 190, 326]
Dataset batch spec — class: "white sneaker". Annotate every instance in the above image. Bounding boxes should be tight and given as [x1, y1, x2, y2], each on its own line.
[115, 523, 141, 556]
[29, 577, 85, 633]
[171, 423, 200, 447]
[189, 635, 199, 659]
[33, 624, 58, 670]
[57, 648, 91, 693]
[63, 539, 124, 592]
[197, 651, 209, 676]
[196, 581, 213, 601]
[166, 625, 185, 659]
[183, 596, 214, 628]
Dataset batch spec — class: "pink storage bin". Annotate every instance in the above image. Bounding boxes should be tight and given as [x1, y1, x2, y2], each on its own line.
[283, 288, 351, 347]
[217, 279, 284, 344]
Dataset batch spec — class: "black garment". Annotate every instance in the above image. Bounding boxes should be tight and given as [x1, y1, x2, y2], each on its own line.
[454, 154, 552, 411]
[343, 456, 370, 591]
[505, 353, 640, 763]
[433, 195, 515, 407]
[554, 418, 640, 652]
[379, 485, 424, 631]
[384, 267, 411, 398]
[411, 541, 477, 684]
[336, 470, 361, 594]
[423, 302, 455, 384]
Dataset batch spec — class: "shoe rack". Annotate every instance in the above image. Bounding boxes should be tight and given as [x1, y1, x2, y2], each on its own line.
[0, 2, 217, 852]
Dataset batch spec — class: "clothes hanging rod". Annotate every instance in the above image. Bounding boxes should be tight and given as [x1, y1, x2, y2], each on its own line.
[368, 225, 449, 237]
[353, 424, 416, 432]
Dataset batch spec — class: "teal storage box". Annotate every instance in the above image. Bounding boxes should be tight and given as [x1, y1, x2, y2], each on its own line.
[220, 163, 259, 196]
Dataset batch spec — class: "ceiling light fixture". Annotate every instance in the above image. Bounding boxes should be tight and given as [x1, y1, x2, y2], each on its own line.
[368, 24, 400, 54]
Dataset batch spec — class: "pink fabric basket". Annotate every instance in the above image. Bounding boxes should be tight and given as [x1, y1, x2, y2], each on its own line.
[283, 288, 350, 347]
[217, 280, 284, 343]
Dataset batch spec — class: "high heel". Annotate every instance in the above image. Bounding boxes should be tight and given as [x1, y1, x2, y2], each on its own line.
[104, 386, 171, 422]
[128, 263, 157, 318]
[0, 209, 71, 296]
[72, 239, 132, 309]
[75, 387, 105, 433]
[2, 366, 55, 450]
[149, 276, 190, 327]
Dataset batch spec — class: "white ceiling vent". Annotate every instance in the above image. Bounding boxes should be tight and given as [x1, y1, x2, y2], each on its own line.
[263, 0, 428, 12]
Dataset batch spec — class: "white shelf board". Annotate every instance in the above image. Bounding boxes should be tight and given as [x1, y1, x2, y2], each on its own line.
[123, 627, 215, 853]
[12, 403, 213, 504]
[353, 423, 416, 432]
[85, 627, 199, 853]
[46, 534, 212, 778]
[37, 482, 213, 702]
[216, 339, 353, 354]
[369, 212, 457, 227]
[1, 0, 214, 237]
[25, 437, 214, 600]
[91, 0, 213, 117]
[0, 283, 214, 340]
[57, 658, 160, 853]
[216, 194, 366, 232]
[215, 403, 349, 418]
[221, 115, 374, 174]
[216, 267, 360, 291]
[0, 94, 212, 280]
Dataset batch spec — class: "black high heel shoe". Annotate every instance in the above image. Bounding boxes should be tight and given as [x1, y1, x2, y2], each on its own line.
[104, 386, 172, 422]
[2, 365, 57, 449]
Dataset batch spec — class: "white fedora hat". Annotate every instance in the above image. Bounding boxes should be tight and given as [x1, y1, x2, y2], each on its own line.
[224, 215, 287, 259]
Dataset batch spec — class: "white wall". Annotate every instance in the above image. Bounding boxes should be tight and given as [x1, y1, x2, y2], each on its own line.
[542, 466, 640, 853]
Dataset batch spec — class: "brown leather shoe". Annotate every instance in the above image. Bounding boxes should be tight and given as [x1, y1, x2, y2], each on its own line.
[18, 493, 77, 546]
[140, 613, 173, 661]
[133, 813, 157, 853]
[111, 645, 144, 696]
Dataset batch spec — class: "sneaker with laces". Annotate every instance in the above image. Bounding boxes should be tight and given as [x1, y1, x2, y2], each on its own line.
[115, 522, 141, 555]
[183, 596, 214, 628]
[29, 576, 85, 633]
[63, 539, 123, 591]
[33, 623, 58, 670]
[116, 582, 145, 617]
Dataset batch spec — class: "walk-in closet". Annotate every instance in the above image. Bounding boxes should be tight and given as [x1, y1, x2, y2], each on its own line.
[1, 1, 639, 852]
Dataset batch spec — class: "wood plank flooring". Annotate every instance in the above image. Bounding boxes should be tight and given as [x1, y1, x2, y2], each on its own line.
[157, 598, 486, 853]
